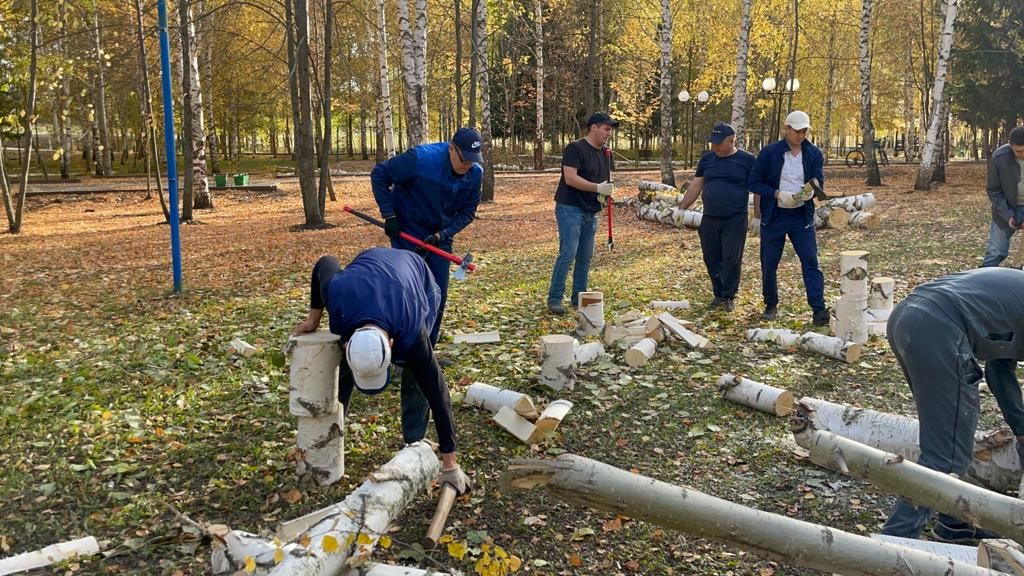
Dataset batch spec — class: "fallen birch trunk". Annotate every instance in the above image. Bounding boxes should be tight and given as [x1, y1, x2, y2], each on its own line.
[464, 382, 537, 419]
[828, 193, 877, 212]
[624, 338, 657, 367]
[213, 442, 439, 575]
[869, 534, 977, 564]
[288, 332, 342, 417]
[0, 537, 100, 575]
[717, 374, 794, 416]
[792, 424, 1024, 545]
[848, 211, 881, 229]
[539, 335, 575, 391]
[502, 454, 1004, 576]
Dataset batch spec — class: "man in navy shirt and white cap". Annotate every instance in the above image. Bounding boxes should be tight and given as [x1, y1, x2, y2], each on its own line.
[292, 247, 472, 495]
[677, 121, 756, 312]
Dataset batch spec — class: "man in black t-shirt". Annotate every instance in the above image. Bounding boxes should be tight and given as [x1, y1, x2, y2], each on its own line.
[677, 122, 756, 312]
[546, 112, 618, 315]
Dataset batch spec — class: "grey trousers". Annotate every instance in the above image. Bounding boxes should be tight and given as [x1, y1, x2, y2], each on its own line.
[880, 295, 984, 538]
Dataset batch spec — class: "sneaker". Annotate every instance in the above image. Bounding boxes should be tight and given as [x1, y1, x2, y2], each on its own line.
[812, 308, 830, 327]
[547, 301, 566, 315]
[929, 520, 1002, 544]
[762, 305, 778, 320]
[437, 357, 454, 368]
[724, 298, 736, 312]
[708, 296, 725, 309]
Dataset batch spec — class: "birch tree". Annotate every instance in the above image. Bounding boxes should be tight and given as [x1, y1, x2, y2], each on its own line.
[376, 0, 396, 157]
[183, 0, 211, 209]
[858, 0, 882, 186]
[730, 0, 753, 148]
[397, 0, 428, 146]
[473, 0, 494, 201]
[533, 0, 544, 170]
[57, 0, 72, 179]
[134, 0, 168, 219]
[915, 0, 959, 191]
[317, 0, 334, 213]
[657, 0, 674, 186]
[93, 6, 112, 177]
[3, 0, 38, 233]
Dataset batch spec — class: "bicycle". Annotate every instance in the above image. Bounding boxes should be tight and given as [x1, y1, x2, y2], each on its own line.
[845, 142, 889, 168]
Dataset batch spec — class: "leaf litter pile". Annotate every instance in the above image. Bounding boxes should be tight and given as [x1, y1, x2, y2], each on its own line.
[0, 163, 1008, 574]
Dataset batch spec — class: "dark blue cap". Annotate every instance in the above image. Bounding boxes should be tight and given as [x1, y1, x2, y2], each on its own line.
[586, 112, 620, 128]
[708, 121, 736, 144]
[452, 127, 484, 163]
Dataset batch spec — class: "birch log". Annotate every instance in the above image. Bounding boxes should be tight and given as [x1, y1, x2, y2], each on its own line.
[603, 324, 648, 346]
[839, 251, 870, 295]
[574, 341, 605, 365]
[464, 382, 537, 419]
[650, 300, 690, 310]
[213, 442, 438, 575]
[288, 332, 342, 417]
[815, 205, 850, 230]
[867, 534, 976, 564]
[536, 399, 573, 433]
[342, 564, 450, 576]
[717, 373, 794, 416]
[671, 209, 702, 229]
[502, 454, 1004, 576]
[624, 338, 657, 367]
[798, 332, 862, 363]
[828, 193, 877, 212]
[0, 537, 100, 575]
[746, 328, 797, 344]
[296, 407, 345, 486]
[848, 211, 881, 229]
[575, 291, 605, 338]
[833, 295, 869, 345]
[870, 277, 895, 310]
[792, 425, 1024, 544]
[540, 335, 575, 390]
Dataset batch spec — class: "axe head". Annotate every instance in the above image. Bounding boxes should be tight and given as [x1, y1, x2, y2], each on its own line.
[808, 178, 828, 201]
[452, 253, 475, 281]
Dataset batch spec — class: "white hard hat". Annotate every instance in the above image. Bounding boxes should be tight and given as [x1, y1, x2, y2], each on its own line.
[347, 326, 391, 393]
[785, 110, 811, 131]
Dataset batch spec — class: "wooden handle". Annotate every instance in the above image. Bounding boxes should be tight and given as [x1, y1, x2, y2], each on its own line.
[423, 484, 458, 547]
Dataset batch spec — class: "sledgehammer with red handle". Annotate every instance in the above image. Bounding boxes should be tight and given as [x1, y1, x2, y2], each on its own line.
[343, 205, 477, 278]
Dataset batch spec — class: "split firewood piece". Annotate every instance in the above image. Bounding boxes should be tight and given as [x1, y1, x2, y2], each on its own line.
[213, 442, 439, 575]
[502, 454, 1004, 576]
[657, 312, 712, 349]
[614, 310, 644, 324]
[624, 338, 658, 367]
[791, 424, 1024, 545]
[575, 291, 605, 338]
[493, 406, 543, 444]
[603, 323, 648, 346]
[287, 331, 342, 418]
[870, 277, 895, 310]
[228, 337, 259, 357]
[848, 210, 881, 229]
[717, 373, 793, 416]
[296, 407, 345, 486]
[0, 536, 100, 575]
[977, 540, 1024, 574]
[574, 340, 606, 366]
[814, 205, 849, 230]
[867, 534, 977, 564]
[536, 400, 574, 434]
[540, 335, 575, 391]
[464, 382, 538, 420]
[277, 504, 339, 542]
[644, 315, 666, 342]
[798, 332, 861, 363]
[828, 192, 877, 212]
[452, 330, 500, 344]
[650, 300, 690, 310]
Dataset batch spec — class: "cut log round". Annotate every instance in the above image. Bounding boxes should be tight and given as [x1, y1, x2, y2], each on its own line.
[574, 341, 605, 365]
[575, 291, 605, 338]
[288, 331, 342, 418]
[798, 332, 861, 363]
[464, 382, 537, 419]
[536, 399, 574, 433]
[539, 335, 575, 391]
[643, 316, 666, 342]
[848, 210, 881, 229]
[828, 193, 877, 212]
[814, 205, 849, 230]
[502, 454, 1004, 576]
[624, 337, 657, 367]
[296, 407, 345, 486]
[839, 250, 870, 284]
[869, 277, 895, 310]
[833, 295, 868, 345]
[717, 373, 794, 416]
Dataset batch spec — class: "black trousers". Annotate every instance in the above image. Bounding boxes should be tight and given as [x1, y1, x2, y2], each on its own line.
[698, 212, 747, 299]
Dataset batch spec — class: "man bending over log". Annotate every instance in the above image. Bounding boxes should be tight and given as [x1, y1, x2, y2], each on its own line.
[881, 267, 1024, 543]
[293, 247, 472, 495]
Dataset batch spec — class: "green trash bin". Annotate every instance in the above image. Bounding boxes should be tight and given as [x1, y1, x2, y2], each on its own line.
[233, 173, 249, 186]
[214, 173, 227, 187]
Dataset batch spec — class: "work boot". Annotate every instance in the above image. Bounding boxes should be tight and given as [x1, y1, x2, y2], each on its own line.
[762, 305, 778, 320]
[708, 296, 725, 309]
[723, 298, 736, 312]
[812, 308, 830, 327]
[547, 301, 566, 316]
[929, 520, 1002, 544]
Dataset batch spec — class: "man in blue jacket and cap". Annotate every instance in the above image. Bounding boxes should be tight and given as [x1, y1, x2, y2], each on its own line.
[748, 110, 828, 325]
[371, 128, 484, 344]
[292, 247, 472, 495]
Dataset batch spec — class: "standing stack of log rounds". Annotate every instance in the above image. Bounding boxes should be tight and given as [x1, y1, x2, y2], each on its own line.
[288, 331, 345, 486]
[832, 250, 870, 345]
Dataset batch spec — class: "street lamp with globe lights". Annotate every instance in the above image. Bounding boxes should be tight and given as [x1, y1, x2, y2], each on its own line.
[678, 89, 710, 168]
[762, 76, 799, 140]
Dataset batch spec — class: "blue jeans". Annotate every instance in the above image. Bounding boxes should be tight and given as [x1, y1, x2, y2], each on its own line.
[981, 212, 1024, 267]
[547, 202, 598, 307]
[759, 208, 825, 311]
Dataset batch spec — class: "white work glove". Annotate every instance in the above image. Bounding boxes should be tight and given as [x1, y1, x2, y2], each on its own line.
[596, 181, 614, 198]
[439, 464, 473, 495]
[776, 190, 804, 209]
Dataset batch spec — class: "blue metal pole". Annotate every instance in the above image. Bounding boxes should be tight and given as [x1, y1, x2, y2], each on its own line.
[157, 0, 183, 293]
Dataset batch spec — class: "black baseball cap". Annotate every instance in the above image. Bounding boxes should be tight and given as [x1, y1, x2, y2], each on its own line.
[452, 127, 484, 163]
[708, 122, 736, 144]
[585, 112, 620, 128]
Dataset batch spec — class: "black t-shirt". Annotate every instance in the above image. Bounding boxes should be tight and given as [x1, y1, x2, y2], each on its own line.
[555, 139, 612, 213]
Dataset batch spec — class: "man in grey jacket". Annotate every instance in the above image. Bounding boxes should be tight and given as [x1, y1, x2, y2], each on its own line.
[880, 268, 1024, 543]
[981, 126, 1024, 267]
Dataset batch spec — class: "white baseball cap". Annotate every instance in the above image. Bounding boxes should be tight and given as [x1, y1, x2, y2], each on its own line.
[785, 110, 811, 131]
[347, 326, 391, 393]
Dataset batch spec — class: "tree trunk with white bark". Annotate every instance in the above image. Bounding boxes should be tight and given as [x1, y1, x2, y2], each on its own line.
[288, 332, 341, 417]
[624, 338, 657, 367]
[296, 408, 344, 485]
[814, 205, 849, 230]
[798, 332, 862, 363]
[858, 0, 882, 186]
[730, 0, 753, 147]
[533, 0, 544, 170]
[473, 0, 495, 201]
[657, 0, 674, 186]
[832, 295, 869, 344]
[502, 454, 1005, 576]
[848, 211, 881, 229]
[4, 0, 38, 233]
[397, 0, 428, 146]
[828, 193, 876, 212]
[540, 335, 575, 391]
[717, 373, 794, 416]
[93, 8, 112, 177]
[184, 1, 211, 209]
[915, 0, 959, 191]
[376, 0, 396, 157]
